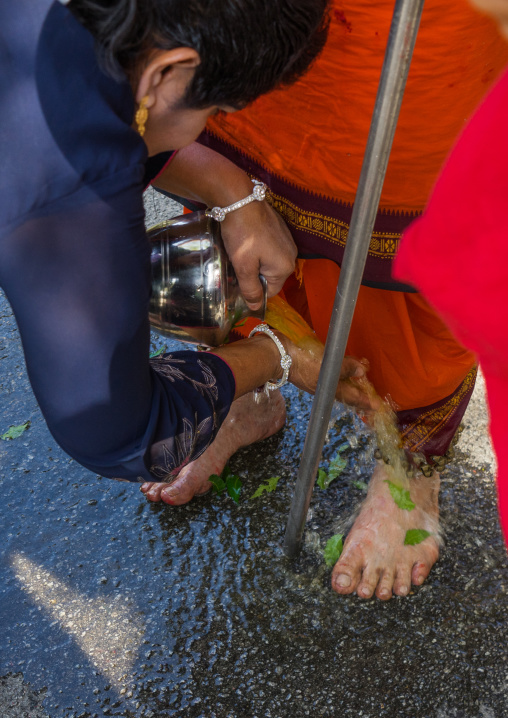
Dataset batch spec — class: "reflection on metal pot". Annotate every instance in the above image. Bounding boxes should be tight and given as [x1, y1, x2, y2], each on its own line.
[148, 210, 265, 347]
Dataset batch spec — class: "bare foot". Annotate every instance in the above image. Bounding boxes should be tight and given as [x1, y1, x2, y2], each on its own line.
[140, 389, 286, 506]
[331, 462, 441, 600]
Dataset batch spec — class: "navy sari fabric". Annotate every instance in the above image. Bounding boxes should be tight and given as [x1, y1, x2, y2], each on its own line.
[0, 1, 235, 481]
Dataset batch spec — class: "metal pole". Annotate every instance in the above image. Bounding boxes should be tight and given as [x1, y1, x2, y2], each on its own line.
[283, 0, 425, 558]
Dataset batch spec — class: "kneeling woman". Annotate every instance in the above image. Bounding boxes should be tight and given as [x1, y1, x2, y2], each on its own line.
[1, 0, 372, 484]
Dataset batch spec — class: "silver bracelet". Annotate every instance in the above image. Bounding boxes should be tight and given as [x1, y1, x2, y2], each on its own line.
[206, 180, 267, 222]
[248, 323, 292, 391]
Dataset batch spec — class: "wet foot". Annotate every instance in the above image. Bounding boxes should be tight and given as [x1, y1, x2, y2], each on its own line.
[331, 462, 441, 600]
[140, 390, 286, 506]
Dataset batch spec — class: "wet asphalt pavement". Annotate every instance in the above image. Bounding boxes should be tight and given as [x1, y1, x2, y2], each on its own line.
[1, 191, 507, 718]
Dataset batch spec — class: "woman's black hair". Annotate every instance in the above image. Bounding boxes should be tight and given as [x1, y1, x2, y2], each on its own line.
[68, 0, 330, 109]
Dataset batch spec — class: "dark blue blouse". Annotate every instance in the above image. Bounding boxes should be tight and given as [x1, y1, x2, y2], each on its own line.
[0, 1, 235, 481]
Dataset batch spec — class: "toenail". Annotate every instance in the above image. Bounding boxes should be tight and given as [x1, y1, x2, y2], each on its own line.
[160, 491, 177, 504]
[414, 575, 424, 585]
[335, 575, 351, 588]
[162, 494, 177, 504]
[360, 586, 371, 597]
[398, 585, 409, 595]
[162, 487, 178, 498]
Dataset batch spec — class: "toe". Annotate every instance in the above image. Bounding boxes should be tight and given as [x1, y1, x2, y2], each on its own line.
[411, 559, 432, 586]
[143, 483, 167, 502]
[411, 539, 439, 586]
[160, 482, 185, 506]
[356, 564, 381, 599]
[393, 564, 412, 597]
[331, 558, 362, 595]
[160, 475, 211, 506]
[376, 568, 395, 601]
[140, 482, 154, 494]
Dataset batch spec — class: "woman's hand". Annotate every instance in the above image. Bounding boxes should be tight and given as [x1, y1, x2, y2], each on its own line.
[220, 199, 297, 310]
[278, 333, 381, 414]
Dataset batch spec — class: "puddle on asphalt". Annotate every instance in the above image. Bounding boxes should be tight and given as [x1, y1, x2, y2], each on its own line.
[1, 298, 508, 718]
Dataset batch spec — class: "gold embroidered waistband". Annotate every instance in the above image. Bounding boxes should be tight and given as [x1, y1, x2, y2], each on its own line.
[268, 191, 402, 260]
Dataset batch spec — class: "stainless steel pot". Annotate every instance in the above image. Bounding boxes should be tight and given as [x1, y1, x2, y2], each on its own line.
[148, 210, 266, 347]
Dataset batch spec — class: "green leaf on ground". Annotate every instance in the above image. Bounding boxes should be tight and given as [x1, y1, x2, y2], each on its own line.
[317, 469, 332, 490]
[1, 421, 30, 441]
[324, 534, 344, 567]
[384, 480, 415, 511]
[209, 473, 227, 495]
[328, 453, 347, 480]
[149, 345, 166, 358]
[404, 529, 431, 545]
[318, 443, 350, 490]
[352, 480, 368, 491]
[210, 465, 243, 502]
[221, 465, 234, 482]
[225, 473, 243, 503]
[250, 476, 280, 499]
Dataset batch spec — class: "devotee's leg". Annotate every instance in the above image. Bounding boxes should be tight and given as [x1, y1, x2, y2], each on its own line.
[298, 259, 475, 599]
[331, 463, 441, 600]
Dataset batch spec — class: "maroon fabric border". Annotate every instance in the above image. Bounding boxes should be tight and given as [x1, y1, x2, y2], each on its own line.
[397, 366, 477, 460]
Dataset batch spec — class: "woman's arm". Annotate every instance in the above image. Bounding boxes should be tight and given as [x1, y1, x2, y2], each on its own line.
[153, 142, 298, 310]
[213, 333, 376, 413]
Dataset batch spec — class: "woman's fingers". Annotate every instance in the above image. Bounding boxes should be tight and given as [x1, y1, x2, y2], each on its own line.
[339, 356, 369, 380]
[336, 378, 382, 413]
[284, 337, 380, 412]
[222, 202, 298, 309]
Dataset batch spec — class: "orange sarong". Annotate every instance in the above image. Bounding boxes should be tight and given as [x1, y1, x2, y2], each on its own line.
[201, 0, 508, 459]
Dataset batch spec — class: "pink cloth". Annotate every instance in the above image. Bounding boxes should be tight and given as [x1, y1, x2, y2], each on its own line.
[394, 66, 508, 543]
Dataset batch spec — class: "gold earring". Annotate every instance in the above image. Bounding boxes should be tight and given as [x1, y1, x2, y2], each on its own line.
[135, 95, 149, 137]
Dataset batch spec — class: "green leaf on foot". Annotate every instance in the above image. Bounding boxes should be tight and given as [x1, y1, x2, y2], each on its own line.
[149, 345, 166, 358]
[209, 473, 227, 495]
[404, 529, 431, 545]
[1, 421, 30, 441]
[225, 473, 242, 503]
[250, 476, 280, 499]
[316, 469, 331, 490]
[324, 534, 344, 567]
[384, 480, 415, 511]
[352, 480, 368, 491]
